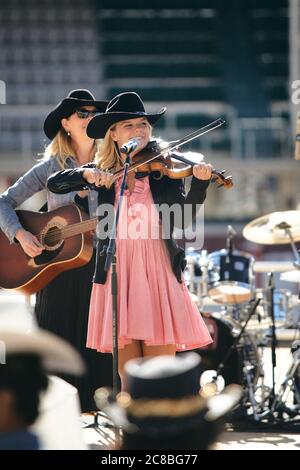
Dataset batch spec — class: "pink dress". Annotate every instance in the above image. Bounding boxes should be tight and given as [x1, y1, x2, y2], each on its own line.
[87, 176, 212, 353]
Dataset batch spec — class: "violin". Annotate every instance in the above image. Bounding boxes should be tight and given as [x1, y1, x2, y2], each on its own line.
[114, 143, 233, 189]
[95, 119, 233, 189]
[107, 119, 233, 189]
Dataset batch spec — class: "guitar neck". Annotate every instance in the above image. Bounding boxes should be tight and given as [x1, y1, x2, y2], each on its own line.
[61, 217, 98, 240]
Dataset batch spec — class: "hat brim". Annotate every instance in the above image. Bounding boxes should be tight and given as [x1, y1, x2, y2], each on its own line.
[94, 384, 243, 433]
[0, 330, 85, 376]
[43, 97, 109, 140]
[87, 109, 166, 139]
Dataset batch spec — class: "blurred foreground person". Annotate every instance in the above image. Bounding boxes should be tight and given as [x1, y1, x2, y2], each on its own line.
[0, 89, 112, 410]
[94, 352, 242, 450]
[0, 309, 84, 450]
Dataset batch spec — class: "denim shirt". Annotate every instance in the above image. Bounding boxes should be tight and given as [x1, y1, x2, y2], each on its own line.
[0, 156, 98, 243]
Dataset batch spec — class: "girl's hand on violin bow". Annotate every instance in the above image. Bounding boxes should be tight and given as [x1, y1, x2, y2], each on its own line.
[192, 162, 213, 181]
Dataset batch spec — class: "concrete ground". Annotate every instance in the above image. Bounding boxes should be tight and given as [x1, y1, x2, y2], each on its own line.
[79, 413, 300, 450]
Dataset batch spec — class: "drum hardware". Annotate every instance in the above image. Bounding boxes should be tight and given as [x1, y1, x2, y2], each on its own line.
[280, 270, 300, 283]
[278, 223, 300, 303]
[254, 341, 300, 422]
[216, 298, 261, 380]
[197, 210, 300, 425]
[198, 249, 211, 299]
[265, 272, 277, 406]
[185, 249, 201, 296]
[226, 304, 242, 322]
[255, 288, 292, 324]
[241, 211, 300, 423]
[200, 309, 262, 385]
[226, 224, 236, 256]
[244, 362, 261, 421]
[270, 340, 300, 417]
[185, 249, 213, 308]
[200, 299, 264, 420]
[243, 273, 284, 414]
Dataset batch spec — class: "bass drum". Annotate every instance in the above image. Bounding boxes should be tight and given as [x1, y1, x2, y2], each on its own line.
[207, 249, 255, 304]
[198, 311, 261, 386]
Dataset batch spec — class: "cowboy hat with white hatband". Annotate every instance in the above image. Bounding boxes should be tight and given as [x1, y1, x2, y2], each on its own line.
[87, 91, 166, 139]
[0, 309, 85, 376]
[43, 89, 108, 140]
[94, 353, 242, 446]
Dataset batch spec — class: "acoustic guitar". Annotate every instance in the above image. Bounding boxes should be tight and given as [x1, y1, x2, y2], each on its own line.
[0, 204, 98, 295]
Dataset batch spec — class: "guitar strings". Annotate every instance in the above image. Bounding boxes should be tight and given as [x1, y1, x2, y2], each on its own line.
[37, 218, 97, 245]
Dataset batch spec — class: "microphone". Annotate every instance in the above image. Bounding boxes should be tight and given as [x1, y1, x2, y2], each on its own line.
[295, 112, 300, 161]
[119, 138, 139, 154]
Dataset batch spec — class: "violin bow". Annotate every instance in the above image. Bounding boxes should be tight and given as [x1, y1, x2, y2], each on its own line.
[112, 118, 226, 180]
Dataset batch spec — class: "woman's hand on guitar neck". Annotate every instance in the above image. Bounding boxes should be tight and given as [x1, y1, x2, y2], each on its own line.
[15, 228, 44, 257]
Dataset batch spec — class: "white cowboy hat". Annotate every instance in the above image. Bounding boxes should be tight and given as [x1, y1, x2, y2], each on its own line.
[0, 307, 85, 376]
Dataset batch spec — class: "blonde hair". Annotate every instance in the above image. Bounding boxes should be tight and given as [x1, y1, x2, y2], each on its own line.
[94, 121, 152, 188]
[42, 128, 99, 169]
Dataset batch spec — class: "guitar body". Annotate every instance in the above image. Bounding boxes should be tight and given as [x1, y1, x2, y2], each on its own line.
[0, 205, 94, 295]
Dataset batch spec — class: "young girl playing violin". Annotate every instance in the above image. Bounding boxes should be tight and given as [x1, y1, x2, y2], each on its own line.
[47, 92, 213, 388]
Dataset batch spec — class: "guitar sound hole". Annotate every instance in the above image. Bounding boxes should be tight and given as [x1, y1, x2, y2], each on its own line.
[43, 226, 62, 247]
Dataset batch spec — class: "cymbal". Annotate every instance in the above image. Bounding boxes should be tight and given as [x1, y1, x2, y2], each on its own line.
[280, 270, 300, 283]
[243, 211, 300, 245]
[253, 261, 297, 273]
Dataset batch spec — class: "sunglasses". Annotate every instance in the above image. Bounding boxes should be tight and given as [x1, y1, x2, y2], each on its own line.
[75, 109, 98, 119]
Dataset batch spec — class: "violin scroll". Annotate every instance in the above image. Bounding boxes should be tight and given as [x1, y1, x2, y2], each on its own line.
[211, 170, 233, 189]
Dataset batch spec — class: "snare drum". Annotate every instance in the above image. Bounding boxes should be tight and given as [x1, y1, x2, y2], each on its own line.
[207, 249, 255, 304]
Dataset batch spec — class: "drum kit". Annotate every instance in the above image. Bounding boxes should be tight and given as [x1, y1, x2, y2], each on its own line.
[186, 210, 300, 425]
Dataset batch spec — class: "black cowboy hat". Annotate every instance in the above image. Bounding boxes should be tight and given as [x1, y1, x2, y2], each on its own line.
[43, 89, 109, 140]
[87, 91, 166, 139]
[94, 353, 242, 437]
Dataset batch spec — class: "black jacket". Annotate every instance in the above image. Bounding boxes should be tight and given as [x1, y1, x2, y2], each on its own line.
[47, 163, 210, 284]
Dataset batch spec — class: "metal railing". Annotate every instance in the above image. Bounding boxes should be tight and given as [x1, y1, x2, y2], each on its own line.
[0, 103, 292, 166]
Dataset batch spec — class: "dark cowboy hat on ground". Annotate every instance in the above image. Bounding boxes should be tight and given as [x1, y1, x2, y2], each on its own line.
[87, 91, 166, 139]
[43, 89, 108, 140]
[94, 353, 242, 436]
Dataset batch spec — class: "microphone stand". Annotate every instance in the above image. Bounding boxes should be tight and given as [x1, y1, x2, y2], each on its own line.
[225, 224, 235, 263]
[104, 153, 132, 398]
[266, 272, 277, 406]
[86, 153, 131, 443]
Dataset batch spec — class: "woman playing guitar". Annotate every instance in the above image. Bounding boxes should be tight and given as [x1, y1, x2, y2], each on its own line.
[0, 89, 112, 411]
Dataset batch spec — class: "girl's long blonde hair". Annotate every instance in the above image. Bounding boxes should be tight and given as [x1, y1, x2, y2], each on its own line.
[94, 125, 122, 174]
[94, 122, 152, 188]
[42, 128, 99, 169]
